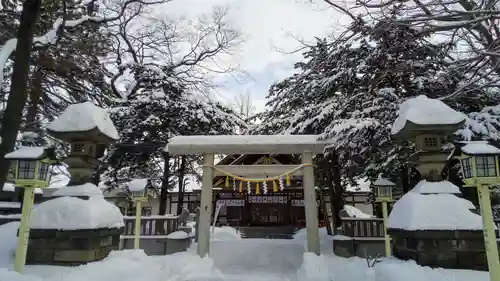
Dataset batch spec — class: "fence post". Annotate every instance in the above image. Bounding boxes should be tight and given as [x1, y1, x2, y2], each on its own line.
[195, 207, 200, 243]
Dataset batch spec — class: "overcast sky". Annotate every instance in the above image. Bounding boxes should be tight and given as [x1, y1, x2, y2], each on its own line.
[164, 0, 349, 113]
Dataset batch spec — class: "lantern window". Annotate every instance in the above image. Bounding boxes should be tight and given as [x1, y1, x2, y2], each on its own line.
[462, 157, 472, 178]
[39, 162, 49, 181]
[423, 137, 438, 148]
[18, 160, 36, 179]
[72, 143, 85, 153]
[377, 186, 392, 197]
[476, 156, 497, 177]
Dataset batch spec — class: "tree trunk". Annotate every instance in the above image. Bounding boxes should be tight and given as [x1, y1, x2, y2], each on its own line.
[400, 165, 410, 194]
[322, 156, 337, 231]
[0, 0, 42, 191]
[331, 152, 344, 229]
[158, 151, 170, 215]
[318, 187, 332, 235]
[176, 155, 186, 215]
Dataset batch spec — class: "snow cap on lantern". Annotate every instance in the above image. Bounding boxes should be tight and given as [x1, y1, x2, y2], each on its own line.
[126, 178, 149, 201]
[392, 95, 466, 182]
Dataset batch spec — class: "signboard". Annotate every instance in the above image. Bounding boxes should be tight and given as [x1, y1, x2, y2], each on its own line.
[217, 199, 245, 206]
[291, 199, 320, 206]
[248, 196, 287, 204]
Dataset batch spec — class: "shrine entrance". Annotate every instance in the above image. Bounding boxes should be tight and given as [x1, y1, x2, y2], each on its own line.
[167, 135, 331, 258]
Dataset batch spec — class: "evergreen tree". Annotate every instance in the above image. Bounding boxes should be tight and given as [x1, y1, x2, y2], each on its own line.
[102, 77, 244, 188]
[255, 19, 500, 183]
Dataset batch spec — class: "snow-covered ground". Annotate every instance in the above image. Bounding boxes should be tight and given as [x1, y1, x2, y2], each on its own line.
[0, 222, 490, 281]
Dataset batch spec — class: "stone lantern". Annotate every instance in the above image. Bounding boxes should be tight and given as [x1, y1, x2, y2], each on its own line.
[387, 95, 493, 271]
[391, 96, 466, 181]
[46, 102, 119, 185]
[26, 102, 123, 267]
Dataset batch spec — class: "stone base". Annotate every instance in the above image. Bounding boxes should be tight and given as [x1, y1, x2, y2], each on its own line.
[165, 237, 192, 255]
[388, 228, 490, 271]
[27, 227, 122, 266]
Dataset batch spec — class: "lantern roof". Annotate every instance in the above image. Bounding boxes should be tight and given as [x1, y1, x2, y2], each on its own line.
[126, 178, 148, 192]
[373, 177, 395, 186]
[46, 102, 119, 143]
[460, 141, 500, 155]
[391, 95, 466, 140]
[5, 146, 57, 161]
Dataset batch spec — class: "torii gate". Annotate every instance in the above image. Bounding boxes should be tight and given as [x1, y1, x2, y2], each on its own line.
[167, 135, 331, 257]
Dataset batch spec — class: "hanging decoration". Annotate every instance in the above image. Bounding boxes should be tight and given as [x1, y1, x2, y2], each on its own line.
[209, 163, 312, 194]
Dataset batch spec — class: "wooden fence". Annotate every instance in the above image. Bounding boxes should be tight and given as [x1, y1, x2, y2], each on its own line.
[340, 217, 500, 238]
[0, 215, 180, 237]
[122, 215, 179, 237]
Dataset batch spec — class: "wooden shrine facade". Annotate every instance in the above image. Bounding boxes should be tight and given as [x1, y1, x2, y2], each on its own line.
[211, 154, 326, 228]
[213, 189, 327, 228]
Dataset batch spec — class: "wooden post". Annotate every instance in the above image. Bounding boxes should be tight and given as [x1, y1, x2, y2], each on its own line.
[302, 152, 320, 255]
[134, 200, 142, 249]
[478, 183, 500, 281]
[197, 153, 214, 258]
[14, 187, 35, 273]
[381, 201, 391, 257]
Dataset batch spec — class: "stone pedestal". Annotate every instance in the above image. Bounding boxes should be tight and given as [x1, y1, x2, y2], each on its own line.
[389, 228, 491, 270]
[26, 227, 122, 266]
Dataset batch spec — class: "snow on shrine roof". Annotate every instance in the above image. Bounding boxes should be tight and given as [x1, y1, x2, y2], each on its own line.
[5, 146, 45, 159]
[391, 95, 466, 135]
[373, 178, 395, 186]
[46, 102, 119, 140]
[411, 180, 461, 194]
[31, 196, 124, 230]
[52, 183, 104, 197]
[167, 135, 330, 155]
[461, 141, 500, 155]
[388, 191, 486, 231]
[126, 178, 148, 192]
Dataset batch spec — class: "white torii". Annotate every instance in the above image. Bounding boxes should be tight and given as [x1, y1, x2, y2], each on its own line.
[167, 134, 331, 257]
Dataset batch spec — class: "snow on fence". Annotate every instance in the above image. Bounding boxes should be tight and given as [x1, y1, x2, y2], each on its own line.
[0, 215, 180, 237]
[341, 217, 500, 238]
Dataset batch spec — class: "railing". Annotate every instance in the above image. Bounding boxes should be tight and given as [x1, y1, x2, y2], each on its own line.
[0, 214, 20, 226]
[340, 217, 385, 238]
[122, 215, 179, 237]
[340, 217, 500, 239]
[0, 215, 180, 237]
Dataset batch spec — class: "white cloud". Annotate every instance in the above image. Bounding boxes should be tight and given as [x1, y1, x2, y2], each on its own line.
[164, 0, 350, 110]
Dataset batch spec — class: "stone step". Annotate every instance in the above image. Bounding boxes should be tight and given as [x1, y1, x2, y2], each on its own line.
[238, 226, 299, 239]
